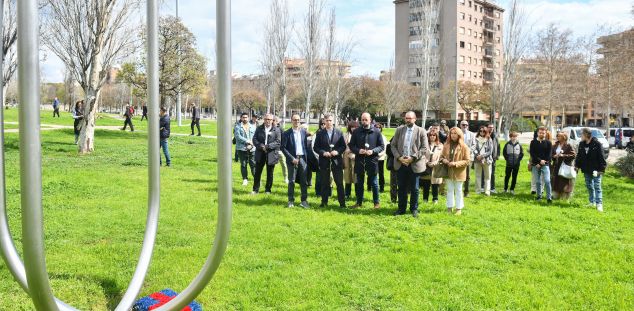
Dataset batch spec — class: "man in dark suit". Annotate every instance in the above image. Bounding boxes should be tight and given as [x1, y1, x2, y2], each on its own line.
[252, 113, 281, 194]
[349, 112, 385, 209]
[282, 114, 310, 208]
[313, 113, 347, 208]
[190, 104, 201, 136]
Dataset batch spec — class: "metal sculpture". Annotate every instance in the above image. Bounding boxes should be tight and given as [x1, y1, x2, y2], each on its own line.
[0, 0, 232, 310]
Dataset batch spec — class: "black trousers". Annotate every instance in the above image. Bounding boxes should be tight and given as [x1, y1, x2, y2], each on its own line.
[488, 160, 497, 190]
[378, 160, 385, 192]
[237, 150, 255, 180]
[287, 157, 308, 203]
[420, 178, 439, 202]
[253, 159, 275, 193]
[140, 114, 147, 121]
[191, 118, 201, 135]
[390, 170, 398, 202]
[504, 165, 520, 191]
[53, 108, 60, 117]
[321, 164, 345, 207]
[464, 166, 470, 196]
[123, 117, 134, 131]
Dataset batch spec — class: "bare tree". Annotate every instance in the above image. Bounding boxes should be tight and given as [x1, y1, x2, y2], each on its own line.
[1, 0, 17, 106]
[322, 7, 336, 115]
[260, 21, 275, 114]
[333, 37, 354, 126]
[268, 0, 292, 126]
[41, 0, 140, 153]
[494, 0, 533, 136]
[409, 0, 442, 123]
[296, 0, 325, 125]
[383, 59, 407, 128]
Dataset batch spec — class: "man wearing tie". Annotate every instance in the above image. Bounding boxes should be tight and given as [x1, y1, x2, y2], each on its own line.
[282, 114, 310, 208]
[390, 111, 429, 217]
[348, 112, 385, 209]
[313, 113, 347, 208]
[252, 113, 281, 194]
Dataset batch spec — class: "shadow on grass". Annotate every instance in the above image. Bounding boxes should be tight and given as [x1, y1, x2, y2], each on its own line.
[50, 273, 123, 310]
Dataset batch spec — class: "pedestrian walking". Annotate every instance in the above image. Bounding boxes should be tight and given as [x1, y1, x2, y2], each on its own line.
[190, 104, 201, 136]
[576, 128, 607, 212]
[141, 105, 148, 121]
[281, 114, 310, 208]
[122, 105, 135, 132]
[502, 131, 523, 194]
[234, 112, 256, 186]
[252, 113, 281, 194]
[530, 126, 553, 204]
[551, 131, 576, 200]
[159, 106, 171, 167]
[313, 113, 347, 208]
[349, 113, 385, 209]
[441, 127, 471, 215]
[52, 97, 60, 117]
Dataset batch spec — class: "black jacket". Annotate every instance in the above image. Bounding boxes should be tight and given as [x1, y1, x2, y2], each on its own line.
[159, 114, 170, 139]
[191, 106, 200, 119]
[313, 128, 346, 169]
[502, 141, 523, 167]
[348, 126, 385, 174]
[529, 139, 552, 166]
[576, 137, 607, 174]
[253, 125, 281, 165]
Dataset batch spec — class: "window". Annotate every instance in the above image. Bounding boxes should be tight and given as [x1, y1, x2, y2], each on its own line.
[474, 31, 478, 38]
[497, 24, 501, 31]
[459, 0, 465, 4]
[468, 71, 472, 78]
[460, 12, 465, 20]
[459, 27, 465, 34]
[496, 49, 501, 56]
[460, 70, 465, 77]
[459, 56, 465, 63]
[409, 12, 422, 22]
[468, 43, 472, 50]
[469, 1, 472, 8]
[469, 15, 472, 21]
[497, 37, 501, 43]
[468, 28, 472, 36]
[416, 68, 422, 77]
[474, 18, 478, 25]
[468, 57, 472, 64]
[474, 5, 478, 11]
[460, 41, 465, 48]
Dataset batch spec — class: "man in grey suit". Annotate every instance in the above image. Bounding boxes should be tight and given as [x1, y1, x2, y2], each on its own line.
[252, 113, 281, 194]
[390, 111, 429, 218]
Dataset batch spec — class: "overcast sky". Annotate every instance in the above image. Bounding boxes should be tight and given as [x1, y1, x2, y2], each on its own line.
[40, 0, 633, 82]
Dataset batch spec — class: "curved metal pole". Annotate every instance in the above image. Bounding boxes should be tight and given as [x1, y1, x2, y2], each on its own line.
[17, 0, 58, 309]
[154, 0, 233, 308]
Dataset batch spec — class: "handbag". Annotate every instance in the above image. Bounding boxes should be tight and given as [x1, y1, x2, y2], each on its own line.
[435, 163, 449, 178]
[558, 162, 577, 179]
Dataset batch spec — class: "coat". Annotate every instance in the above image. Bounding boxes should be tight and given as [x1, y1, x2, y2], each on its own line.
[441, 142, 471, 182]
[349, 126, 385, 175]
[576, 137, 607, 174]
[343, 132, 356, 184]
[234, 122, 256, 152]
[281, 127, 309, 165]
[423, 142, 444, 184]
[313, 127, 347, 170]
[390, 124, 429, 173]
[503, 141, 524, 167]
[159, 114, 170, 140]
[253, 125, 281, 165]
[551, 142, 576, 194]
[471, 137, 494, 165]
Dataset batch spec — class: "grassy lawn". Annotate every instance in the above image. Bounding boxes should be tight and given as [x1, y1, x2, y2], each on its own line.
[0, 125, 632, 310]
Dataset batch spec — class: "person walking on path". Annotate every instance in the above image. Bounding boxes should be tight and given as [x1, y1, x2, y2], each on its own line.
[281, 114, 310, 208]
[349, 112, 385, 209]
[52, 97, 60, 117]
[72, 100, 84, 144]
[390, 111, 429, 218]
[551, 131, 576, 200]
[140, 105, 148, 121]
[313, 113, 347, 208]
[460, 121, 475, 197]
[252, 113, 281, 194]
[122, 105, 135, 132]
[530, 126, 553, 204]
[421, 131, 444, 204]
[576, 128, 607, 212]
[502, 131, 523, 194]
[234, 112, 256, 186]
[190, 104, 201, 136]
[159, 106, 171, 167]
[343, 121, 359, 200]
[441, 127, 471, 215]
[471, 125, 494, 196]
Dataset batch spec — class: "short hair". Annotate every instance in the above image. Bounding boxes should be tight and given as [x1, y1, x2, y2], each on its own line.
[538, 126, 548, 131]
[347, 121, 359, 132]
[582, 128, 592, 137]
[160, 106, 167, 113]
[240, 112, 249, 117]
[291, 113, 301, 119]
[509, 131, 519, 137]
[431, 122, 440, 127]
[323, 113, 334, 120]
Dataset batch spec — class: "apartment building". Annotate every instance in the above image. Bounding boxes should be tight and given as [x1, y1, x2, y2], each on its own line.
[395, 0, 504, 120]
[283, 58, 351, 80]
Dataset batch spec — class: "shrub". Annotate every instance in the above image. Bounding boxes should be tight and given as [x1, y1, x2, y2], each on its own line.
[615, 153, 634, 178]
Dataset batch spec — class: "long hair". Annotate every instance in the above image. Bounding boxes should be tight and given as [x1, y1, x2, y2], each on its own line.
[476, 125, 490, 138]
[427, 131, 440, 145]
[347, 121, 359, 133]
[446, 127, 466, 148]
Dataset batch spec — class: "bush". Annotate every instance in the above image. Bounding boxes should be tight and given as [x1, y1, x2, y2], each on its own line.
[615, 153, 634, 178]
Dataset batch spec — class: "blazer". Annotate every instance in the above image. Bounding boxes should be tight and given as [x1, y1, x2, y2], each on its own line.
[313, 127, 347, 170]
[441, 142, 471, 182]
[390, 124, 429, 173]
[253, 125, 281, 165]
[282, 127, 309, 164]
[349, 126, 385, 174]
[471, 137, 494, 165]
[234, 122, 256, 152]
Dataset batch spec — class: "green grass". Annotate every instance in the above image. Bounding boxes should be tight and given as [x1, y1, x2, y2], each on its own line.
[0, 125, 632, 310]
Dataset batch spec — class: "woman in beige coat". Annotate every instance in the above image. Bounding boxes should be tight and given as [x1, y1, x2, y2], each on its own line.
[343, 121, 359, 199]
[441, 127, 471, 215]
[421, 131, 443, 204]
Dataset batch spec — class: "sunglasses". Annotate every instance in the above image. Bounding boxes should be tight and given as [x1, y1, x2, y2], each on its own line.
[264, 119, 272, 121]
[292, 119, 300, 121]
[461, 124, 468, 126]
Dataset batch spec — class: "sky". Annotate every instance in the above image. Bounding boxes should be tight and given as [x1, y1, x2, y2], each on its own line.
[40, 0, 634, 83]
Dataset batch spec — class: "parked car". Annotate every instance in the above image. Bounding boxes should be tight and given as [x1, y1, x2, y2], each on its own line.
[608, 128, 617, 147]
[614, 128, 634, 149]
[562, 127, 609, 160]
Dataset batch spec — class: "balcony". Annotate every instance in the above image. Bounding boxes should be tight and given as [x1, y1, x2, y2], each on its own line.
[484, 23, 495, 32]
[483, 10, 495, 20]
[484, 50, 494, 58]
[483, 36, 494, 45]
[483, 73, 494, 83]
[483, 62, 494, 71]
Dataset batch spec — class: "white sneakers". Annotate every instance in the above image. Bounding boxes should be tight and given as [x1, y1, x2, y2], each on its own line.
[597, 204, 603, 212]
[284, 179, 289, 184]
[242, 179, 248, 186]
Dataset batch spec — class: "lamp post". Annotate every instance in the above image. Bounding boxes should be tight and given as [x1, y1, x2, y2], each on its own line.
[176, 0, 183, 126]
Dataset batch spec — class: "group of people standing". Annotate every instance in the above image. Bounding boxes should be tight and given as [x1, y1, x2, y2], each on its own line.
[238, 111, 610, 216]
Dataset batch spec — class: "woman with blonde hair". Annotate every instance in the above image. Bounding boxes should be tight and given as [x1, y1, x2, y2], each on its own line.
[551, 131, 576, 200]
[441, 127, 471, 215]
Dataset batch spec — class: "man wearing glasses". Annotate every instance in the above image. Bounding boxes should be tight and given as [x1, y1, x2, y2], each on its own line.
[252, 113, 281, 194]
[313, 114, 347, 208]
[460, 121, 475, 197]
[391, 111, 429, 218]
[281, 114, 310, 208]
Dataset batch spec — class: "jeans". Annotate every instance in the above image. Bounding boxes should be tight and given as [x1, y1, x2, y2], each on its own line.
[355, 171, 379, 205]
[446, 180, 464, 209]
[532, 165, 552, 200]
[584, 173, 603, 204]
[160, 139, 171, 166]
[396, 166, 419, 212]
[420, 178, 439, 202]
[504, 165, 520, 191]
[237, 150, 255, 180]
[287, 157, 308, 203]
[474, 162, 491, 194]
